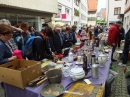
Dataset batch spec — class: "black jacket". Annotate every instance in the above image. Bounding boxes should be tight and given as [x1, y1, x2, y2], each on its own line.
[124, 29, 130, 48]
[33, 36, 53, 61]
[63, 33, 73, 48]
[120, 28, 125, 40]
[71, 30, 77, 45]
[48, 31, 63, 53]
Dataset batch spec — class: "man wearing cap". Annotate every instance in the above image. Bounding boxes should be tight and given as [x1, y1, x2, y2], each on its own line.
[41, 23, 49, 32]
[49, 24, 63, 54]
[107, 21, 122, 62]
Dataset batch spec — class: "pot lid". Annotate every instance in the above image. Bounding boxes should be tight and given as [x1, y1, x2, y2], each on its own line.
[70, 66, 84, 74]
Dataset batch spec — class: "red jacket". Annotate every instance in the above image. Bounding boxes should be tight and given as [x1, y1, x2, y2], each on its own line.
[107, 25, 120, 44]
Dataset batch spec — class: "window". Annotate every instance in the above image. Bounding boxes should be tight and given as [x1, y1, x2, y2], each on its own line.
[74, 0, 80, 6]
[125, 0, 128, 4]
[88, 17, 96, 21]
[114, 7, 121, 15]
[58, 5, 62, 14]
[65, 8, 70, 16]
[81, 14, 86, 20]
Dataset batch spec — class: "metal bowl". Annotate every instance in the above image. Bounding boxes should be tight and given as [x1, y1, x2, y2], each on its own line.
[46, 69, 62, 84]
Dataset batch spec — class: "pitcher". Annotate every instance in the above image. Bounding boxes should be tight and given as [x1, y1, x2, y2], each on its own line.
[68, 52, 74, 62]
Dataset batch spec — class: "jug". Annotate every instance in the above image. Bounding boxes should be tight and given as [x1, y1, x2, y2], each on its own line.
[91, 64, 99, 79]
[68, 52, 74, 62]
[62, 65, 70, 77]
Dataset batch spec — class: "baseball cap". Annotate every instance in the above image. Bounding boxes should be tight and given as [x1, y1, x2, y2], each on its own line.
[116, 21, 122, 24]
[42, 23, 48, 27]
[55, 24, 61, 29]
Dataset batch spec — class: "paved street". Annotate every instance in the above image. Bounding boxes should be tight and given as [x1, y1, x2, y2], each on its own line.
[108, 61, 130, 97]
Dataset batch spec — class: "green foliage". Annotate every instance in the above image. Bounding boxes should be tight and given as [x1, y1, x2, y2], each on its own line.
[75, 10, 80, 16]
[96, 19, 106, 23]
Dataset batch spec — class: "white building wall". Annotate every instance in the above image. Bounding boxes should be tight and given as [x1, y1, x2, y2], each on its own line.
[80, 0, 88, 25]
[71, 0, 80, 25]
[106, 0, 125, 25]
[0, 0, 58, 13]
[124, 0, 130, 32]
[88, 13, 96, 26]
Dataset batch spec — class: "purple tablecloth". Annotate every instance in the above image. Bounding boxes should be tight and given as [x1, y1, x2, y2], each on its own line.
[3, 51, 112, 97]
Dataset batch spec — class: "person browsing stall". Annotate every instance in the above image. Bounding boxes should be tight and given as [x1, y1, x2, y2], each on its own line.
[33, 27, 57, 61]
[0, 24, 17, 65]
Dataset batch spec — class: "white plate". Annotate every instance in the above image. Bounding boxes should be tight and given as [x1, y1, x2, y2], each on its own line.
[66, 63, 73, 66]
[75, 61, 83, 65]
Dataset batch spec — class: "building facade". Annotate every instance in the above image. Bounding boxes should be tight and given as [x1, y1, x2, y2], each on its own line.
[124, 0, 130, 31]
[87, 0, 98, 26]
[52, 0, 73, 26]
[106, 0, 125, 26]
[0, 0, 58, 30]
[53, 0, 88, 26]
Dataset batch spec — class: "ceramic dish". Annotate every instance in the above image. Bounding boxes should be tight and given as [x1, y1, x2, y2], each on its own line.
[40, 84, 64, 97]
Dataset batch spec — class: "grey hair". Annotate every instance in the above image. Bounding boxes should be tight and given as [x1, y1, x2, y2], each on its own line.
[0, 19, 11, 26]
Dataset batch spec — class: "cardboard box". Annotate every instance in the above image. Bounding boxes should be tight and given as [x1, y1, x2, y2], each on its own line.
[0, 60, 42, 89]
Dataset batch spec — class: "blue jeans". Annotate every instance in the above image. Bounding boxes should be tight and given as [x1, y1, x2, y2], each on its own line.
[122, 47, 129, 64]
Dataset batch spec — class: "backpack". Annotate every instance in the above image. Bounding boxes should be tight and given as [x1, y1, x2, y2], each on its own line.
[24, 36, 42, 59]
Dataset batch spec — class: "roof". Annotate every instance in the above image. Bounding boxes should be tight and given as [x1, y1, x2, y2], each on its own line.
[88, 0, 98, 11]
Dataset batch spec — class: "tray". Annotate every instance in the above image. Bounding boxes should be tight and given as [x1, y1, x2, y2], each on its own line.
[63, 82, 104, 97]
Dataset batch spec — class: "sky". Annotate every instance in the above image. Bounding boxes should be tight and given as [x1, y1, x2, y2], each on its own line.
[97, 0, 106, 12]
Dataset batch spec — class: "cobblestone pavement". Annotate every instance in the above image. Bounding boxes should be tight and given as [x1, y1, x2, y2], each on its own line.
[108, 61, 129, 97]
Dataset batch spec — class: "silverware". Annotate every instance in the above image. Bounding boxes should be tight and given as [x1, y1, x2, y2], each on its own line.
[64, 91, 84, 95]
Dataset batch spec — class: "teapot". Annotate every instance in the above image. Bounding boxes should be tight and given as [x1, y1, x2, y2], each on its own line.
[68, 52, 74, 63]
[98, 53, 107, 67]
[69, 66, 85, 81]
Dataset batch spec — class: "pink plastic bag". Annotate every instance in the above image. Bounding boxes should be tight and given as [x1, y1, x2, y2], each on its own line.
[13, 50, 24, 59]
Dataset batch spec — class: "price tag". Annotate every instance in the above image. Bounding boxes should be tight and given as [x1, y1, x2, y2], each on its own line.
[84, 79, 91, 84]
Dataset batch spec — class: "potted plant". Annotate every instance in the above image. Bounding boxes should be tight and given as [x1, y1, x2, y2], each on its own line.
[75, 10, 80, 16]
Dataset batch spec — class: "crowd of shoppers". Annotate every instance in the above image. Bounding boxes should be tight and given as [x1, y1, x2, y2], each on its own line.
[0, 19, 129, 67]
